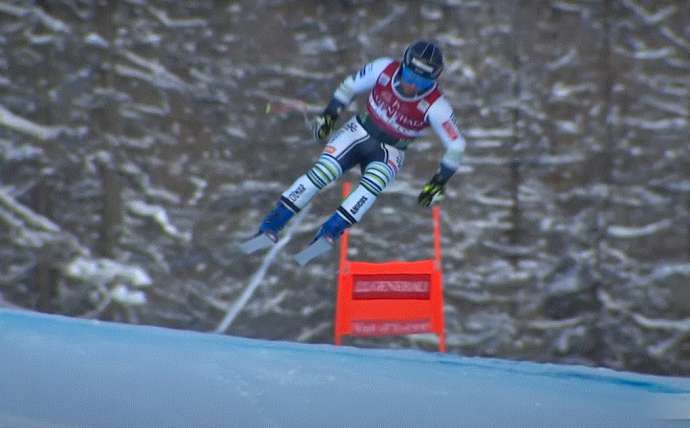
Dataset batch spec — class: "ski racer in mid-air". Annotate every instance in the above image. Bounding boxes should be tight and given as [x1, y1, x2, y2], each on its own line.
[240, 40, 467, 265]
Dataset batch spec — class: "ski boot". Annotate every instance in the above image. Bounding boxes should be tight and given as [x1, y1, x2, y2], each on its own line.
[314, 212, 351, 243]
[238, 201, 294, 254]
[294, 212, 351, 265]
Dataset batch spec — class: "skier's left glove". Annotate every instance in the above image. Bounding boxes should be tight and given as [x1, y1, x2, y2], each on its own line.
[418, 174, 446, 207]
[418, 164, 456, 207]
[313, 98, 345, 143]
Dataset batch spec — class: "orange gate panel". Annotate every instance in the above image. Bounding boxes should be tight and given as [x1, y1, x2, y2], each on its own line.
[334, 182, 446, 352]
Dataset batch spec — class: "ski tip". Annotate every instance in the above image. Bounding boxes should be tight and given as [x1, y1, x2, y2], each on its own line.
[238, 233, 276, 255]
[294, 251, 316, 267]
[293, 237, 333, 266]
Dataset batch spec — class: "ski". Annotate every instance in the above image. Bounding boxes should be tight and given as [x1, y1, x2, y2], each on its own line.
[293, 237, 334, 266]
[238, 232, 276, 255]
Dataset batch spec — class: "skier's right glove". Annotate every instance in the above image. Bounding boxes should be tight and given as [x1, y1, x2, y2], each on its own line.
[313, 114, 336, 142]
[313, 98, 345, 143]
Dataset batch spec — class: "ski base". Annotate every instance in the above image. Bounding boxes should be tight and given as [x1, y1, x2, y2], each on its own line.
[238, 233, 275, 255]
[293, 237, 334, 266]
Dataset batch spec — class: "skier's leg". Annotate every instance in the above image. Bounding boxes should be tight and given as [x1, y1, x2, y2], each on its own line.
[256, 117, 367, 239]
[256, 153, 342, 240]
[317, 143, 405, 242]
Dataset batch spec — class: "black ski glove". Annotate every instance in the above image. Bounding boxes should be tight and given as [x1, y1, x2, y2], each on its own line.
[418, 164, 456, 207]
[313, 98, 344, 142]
[418, 174, 446, 207]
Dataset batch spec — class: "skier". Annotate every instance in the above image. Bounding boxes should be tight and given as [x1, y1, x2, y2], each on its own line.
[240, 40, 466, 265]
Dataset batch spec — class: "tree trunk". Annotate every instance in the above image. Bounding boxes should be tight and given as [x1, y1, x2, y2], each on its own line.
[31, 178, 57, 312]
[98, 162, 122, 258]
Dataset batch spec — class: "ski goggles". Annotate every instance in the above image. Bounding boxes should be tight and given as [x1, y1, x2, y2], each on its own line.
[400, 65, 435, 91]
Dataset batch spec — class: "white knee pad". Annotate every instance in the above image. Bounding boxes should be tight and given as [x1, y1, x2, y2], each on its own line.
[338, 161, 396, 224]
[281, 154, 343, 211]
[306, 154, 343, 190]
[359, 161, 395, 197]
[280, 175, 320, 211]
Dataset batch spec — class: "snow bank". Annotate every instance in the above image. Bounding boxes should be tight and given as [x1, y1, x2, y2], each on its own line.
[0, 309, 688, 428]
[128, 200, 191, 242]
[607, 219, 673, 238]
[64, 256, 152, 288]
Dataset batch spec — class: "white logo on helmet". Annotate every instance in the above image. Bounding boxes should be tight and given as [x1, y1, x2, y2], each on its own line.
[410, 57, 435, 73]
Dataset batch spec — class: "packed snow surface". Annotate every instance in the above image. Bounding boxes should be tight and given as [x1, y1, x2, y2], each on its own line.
[0, 309, 688, 428]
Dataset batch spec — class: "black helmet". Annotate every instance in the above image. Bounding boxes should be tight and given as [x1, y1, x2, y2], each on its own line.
[402, 40, 444, 80]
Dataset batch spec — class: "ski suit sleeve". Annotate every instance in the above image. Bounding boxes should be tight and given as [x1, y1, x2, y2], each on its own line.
[332, 57, 395, 106]
[426, 96, 466, 182]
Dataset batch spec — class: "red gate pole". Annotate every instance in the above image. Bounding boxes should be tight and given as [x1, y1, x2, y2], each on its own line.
[334, 181, 352, 346]
[339, 182, 352, 268]
[432, 206, 442, 267]
[431, 205, 446, 352]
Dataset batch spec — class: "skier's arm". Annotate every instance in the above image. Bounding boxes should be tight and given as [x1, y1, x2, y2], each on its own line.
[314, 57, 394, 141]
[418, 97, 466, 207]
[332, 57, 394, 106]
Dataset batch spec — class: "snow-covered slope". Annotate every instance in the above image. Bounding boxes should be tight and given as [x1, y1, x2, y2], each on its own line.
[0, 309, 688, 428]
